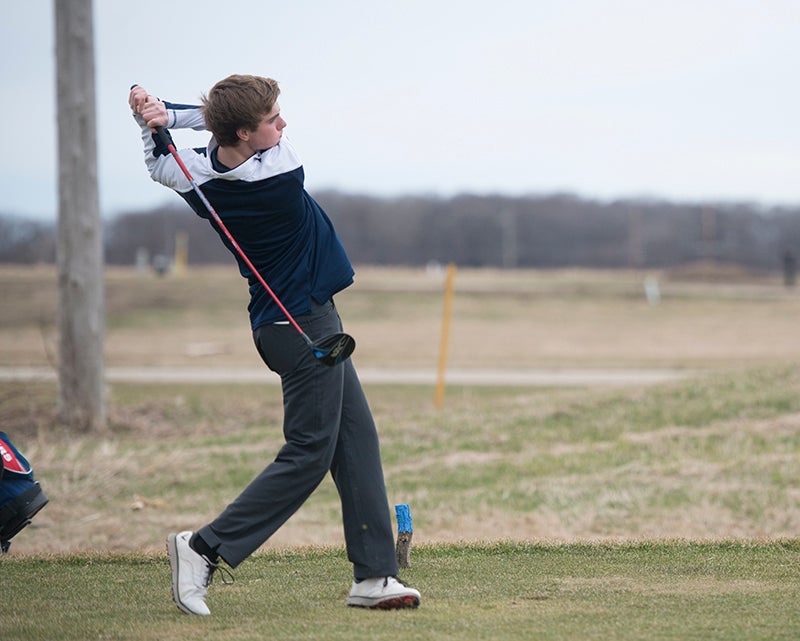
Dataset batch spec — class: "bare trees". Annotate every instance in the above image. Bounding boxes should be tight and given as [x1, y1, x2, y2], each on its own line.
[3, 195, 799, 274]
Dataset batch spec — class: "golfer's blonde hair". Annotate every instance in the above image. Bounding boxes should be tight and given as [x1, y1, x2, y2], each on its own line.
[201, 75, 280, 147]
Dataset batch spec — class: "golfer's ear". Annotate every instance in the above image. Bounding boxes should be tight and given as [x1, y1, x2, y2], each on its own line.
[236, 128, 250, 142]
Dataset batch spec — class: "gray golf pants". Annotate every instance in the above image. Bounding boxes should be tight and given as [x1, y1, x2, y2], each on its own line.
[197, 299, 399, 580]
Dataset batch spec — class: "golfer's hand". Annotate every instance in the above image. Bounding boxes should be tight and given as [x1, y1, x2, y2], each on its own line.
[129, 85, 168, 130]
[128, 85, 147, 112]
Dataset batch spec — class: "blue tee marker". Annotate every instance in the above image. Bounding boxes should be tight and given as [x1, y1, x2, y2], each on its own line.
[395, 504, 413, 533]
[395, 504, 413, 568]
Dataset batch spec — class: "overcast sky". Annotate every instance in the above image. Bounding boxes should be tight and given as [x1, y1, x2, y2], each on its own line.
[2, 0, 798, 221]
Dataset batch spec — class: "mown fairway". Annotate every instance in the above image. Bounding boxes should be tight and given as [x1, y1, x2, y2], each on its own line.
[1, 265, 799, 639]
[2, 542, 799, 641]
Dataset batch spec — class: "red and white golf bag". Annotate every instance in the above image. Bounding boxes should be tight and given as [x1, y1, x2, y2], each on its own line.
[0, 432, 48, 553]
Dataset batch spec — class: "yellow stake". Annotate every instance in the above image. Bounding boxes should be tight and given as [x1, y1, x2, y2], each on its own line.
[435, 263, 457, 410]
[174, 231, 189, 276]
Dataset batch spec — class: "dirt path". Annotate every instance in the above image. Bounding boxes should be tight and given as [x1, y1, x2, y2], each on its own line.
[0, 366, 695, 386]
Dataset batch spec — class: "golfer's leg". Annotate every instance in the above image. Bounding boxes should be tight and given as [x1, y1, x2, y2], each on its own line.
[330, 359, 399, 580]
[197, 311, 345, 567]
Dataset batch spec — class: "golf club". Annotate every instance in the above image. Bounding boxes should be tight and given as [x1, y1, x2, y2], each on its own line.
[153, 124, 355, 367]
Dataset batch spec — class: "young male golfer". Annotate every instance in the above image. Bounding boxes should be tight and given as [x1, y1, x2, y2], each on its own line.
[129, 75, 420, 615]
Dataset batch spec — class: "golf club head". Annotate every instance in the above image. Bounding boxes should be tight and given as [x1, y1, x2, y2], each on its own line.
[312, 333, 356, 366]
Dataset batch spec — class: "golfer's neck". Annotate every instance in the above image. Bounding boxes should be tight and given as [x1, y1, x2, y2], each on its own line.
[216, 144, 252, 170]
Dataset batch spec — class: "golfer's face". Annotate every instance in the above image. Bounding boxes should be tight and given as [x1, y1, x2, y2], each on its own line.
[250, 104, 286, 151]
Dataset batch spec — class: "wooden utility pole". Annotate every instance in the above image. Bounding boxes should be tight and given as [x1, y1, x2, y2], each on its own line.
[55, 0, 106, 431]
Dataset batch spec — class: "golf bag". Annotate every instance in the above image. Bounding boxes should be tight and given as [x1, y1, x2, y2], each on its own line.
[0, 432, 48, 553]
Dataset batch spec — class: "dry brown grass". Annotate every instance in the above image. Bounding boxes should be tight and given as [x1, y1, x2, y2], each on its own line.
[6, 366, 800, 556]
[2, 264, 799, 371]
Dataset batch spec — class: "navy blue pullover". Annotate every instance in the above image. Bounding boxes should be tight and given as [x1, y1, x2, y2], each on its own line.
[134, 102, 354, 329]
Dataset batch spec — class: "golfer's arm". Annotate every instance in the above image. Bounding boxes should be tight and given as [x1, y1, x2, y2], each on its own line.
[132, 113, 190, 191]
[163, 102, 206, 131]
[131, 98, 203, 191]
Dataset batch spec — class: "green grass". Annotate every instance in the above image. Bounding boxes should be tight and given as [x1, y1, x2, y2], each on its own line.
[2, 541, 798, 641]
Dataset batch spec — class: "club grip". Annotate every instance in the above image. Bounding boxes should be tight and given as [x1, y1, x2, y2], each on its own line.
[155, 125, 170, 148]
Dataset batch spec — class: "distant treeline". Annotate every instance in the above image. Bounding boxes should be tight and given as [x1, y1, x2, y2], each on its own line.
[3, 192, 799, 271]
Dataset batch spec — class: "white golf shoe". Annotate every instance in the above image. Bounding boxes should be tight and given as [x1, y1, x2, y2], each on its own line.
[166, 531, 219, 616]
[347, 576, 421, 609]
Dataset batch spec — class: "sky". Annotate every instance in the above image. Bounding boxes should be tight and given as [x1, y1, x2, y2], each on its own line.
[2, 0, 798, 221]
